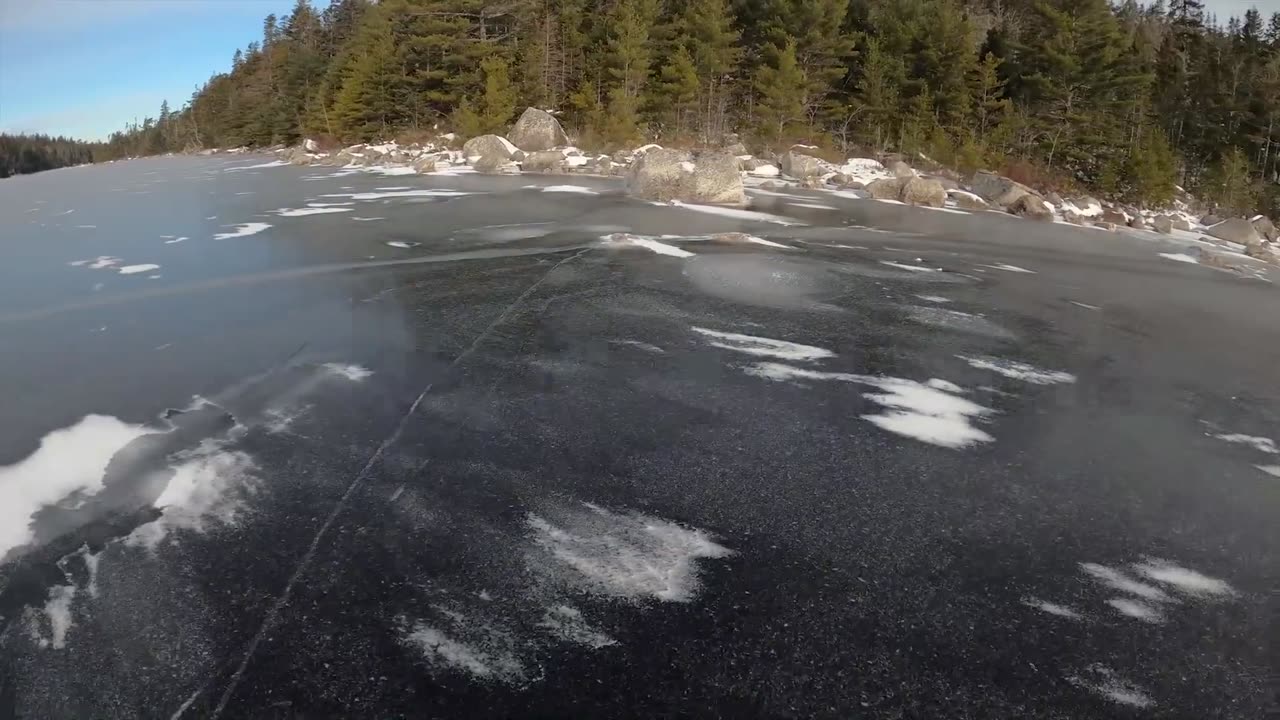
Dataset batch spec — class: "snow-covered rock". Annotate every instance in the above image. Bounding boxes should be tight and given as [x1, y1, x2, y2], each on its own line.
[303, 138, 319, 152]
[749, 164, 780, 178]
[508, 107, 569, 151]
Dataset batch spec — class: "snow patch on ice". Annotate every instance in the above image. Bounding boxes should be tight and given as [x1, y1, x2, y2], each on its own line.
[321, 189, 476, 201]
[539, 185, 598, 194]
[118, 263, 160, 275]
[957, 355, 1076, 385]
[1256, 464, 1280, 478]
[274, 207, 353, 217]
[402, 622, 525, 681]
[610, 339, 665, 354]
[1022, 597, 1083, 620]
[1158, 252, 1198, 264]
[1066, 665, 1154, 708]
[788, 201, 836, 210]
[977, 263, 1036, 274]
[386, 241, 419, 249]
[1211, 433, 1277, 454]
[223, 159, 287, 171]
[213, 222, 272, 240]
[691, 327, 833, 362]
[667, 201, 803, 226]
[1079, 563, 1169, 602]
[743, 363, 993, 449]
[163, 237, 188, 244]
[1131, 559, 1235, 599]
[916, 295, 951, 303]
[0, 415, 151, 559]
[526, 504, 732, 602]
[880, 260, 940, 273]
[29, 584, 77, 649]
[323, 363, 374, 381]
[600, 233, 694, 258]
[538, 605, 617, 649]
[905, 306, 1014, 339]
[1106, 597, 1164, 623]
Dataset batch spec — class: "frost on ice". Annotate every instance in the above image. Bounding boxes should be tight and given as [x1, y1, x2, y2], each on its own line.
[526, 503, 732, 603]
[957, 355, 1076, 385]
[691, 327, 834, 362]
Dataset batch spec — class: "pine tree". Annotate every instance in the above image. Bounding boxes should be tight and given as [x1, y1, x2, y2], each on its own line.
[674, 0, 741, 140]
[1205, 146, 1256, 211]
[754, 39, 805, 145]
[331, 12, 404, 140]
[478, 55, 517, 133]
[849, 36, 899, 152]
[1122, 127, 1179, 206]
[650, 46, 700, 138]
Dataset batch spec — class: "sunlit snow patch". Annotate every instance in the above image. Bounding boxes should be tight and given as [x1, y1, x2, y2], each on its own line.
[28, 584, 77, 649]
[213, 222, 272, 240]
[976, 263, 1036, 273]
[1106, 597, 1164, 623]
[526, 503, 732, 602]
[1022, 597, 1084, 620]
[223, 159, 288, 171]
[0, 415, 150, 559]
[163, 237, 188, 244]
[129, 442, 260, 549]
[274, 207, 352, 217]
[386, 241, 419, 249]
[118, 263, 160, 275]
[743, 363, 994, 449]
[1131, 559, 1236, 599]
[880, 260, 940, 273]
[916, 295, 951, 303]
[1158, 252, 1198, 264]
[1211, 433, 1277, 454]
[600, 233, 693, 258]
[957, 355, 1076, 385]
[691, 327, 833, 362]
[538, 185, 598, 194]
[666, 201, 804, 226]
[1066, 665, 1154, 708]
[1078, 563, 1169, 602]
[320, 189, 475, 201]
[322, 363, 374, 381]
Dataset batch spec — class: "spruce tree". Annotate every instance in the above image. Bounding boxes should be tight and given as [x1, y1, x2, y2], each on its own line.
[754, 40, 805, 145]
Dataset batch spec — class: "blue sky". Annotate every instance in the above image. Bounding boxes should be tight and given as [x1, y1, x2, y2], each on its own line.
[0, 0, 297, 141]
[1, 0, 1277, 142]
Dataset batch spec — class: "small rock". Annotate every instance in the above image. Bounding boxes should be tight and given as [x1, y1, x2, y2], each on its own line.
[1201, 213, 1222, 226]
[1128, 216, 1146, 230]
[1152, 215, 1173, 234]
[473, 155, 516, 174]
[723, 142, 749, 157]
[1061, 211, 1084, 225]
[520, 150, 568, 172]
[1093, 222, 1116, 231]
[1172, 218, 1192, 231]
[411, 153, 441, 173]
[843, 180, 866, 191]
[1008, 194, 1052, 221]
[1046, 191, 1064, 206]
[1100, 209, 1128, 225]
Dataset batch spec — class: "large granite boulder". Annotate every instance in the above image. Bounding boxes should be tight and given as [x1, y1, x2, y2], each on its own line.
[867, 177, 908, 200]
[1152, 215, 1173, 234]
[1252, 215, 1278, 242]
[627, 149, 744, 204]
[627, 148, 692, 202]
[412, 153, 442, 173]
[507, 108, 569, 152]
[462, 134, 516, 163]
[899, 177, 946, 207]
[1206, 218, 1263, 246]
[889, 160, 915, 178]
[970, 171, 1037, 208]
[684, 152, 745, 204]
[781, 151, 823, 179]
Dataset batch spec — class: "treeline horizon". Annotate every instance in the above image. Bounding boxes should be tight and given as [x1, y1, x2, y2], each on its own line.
[7, 0, 1280, 216]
